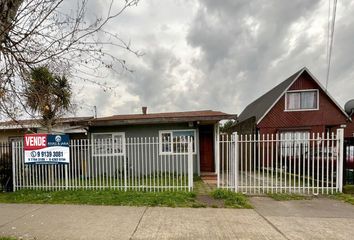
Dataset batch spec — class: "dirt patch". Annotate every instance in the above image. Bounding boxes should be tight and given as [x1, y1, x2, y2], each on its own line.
[196, 195, 225, 208]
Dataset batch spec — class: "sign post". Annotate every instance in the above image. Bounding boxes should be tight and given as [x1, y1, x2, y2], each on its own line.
[24, 134, 70, 164]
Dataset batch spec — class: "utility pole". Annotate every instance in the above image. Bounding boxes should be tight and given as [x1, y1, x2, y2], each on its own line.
[94, 106, 97, 118]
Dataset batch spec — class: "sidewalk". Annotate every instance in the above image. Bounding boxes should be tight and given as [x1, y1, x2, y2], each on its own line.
[1, 198, 354, 240]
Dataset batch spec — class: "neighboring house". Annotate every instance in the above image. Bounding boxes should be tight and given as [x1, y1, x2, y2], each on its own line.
[0, 117, 92, 142]
[233, 67, 350, 137]
[83, 109, 236, 175]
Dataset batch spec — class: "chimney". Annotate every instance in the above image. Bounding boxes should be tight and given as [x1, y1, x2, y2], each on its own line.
[142, 106, 147, 115]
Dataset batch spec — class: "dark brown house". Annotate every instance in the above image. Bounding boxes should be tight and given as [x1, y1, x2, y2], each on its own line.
[233, 67, 350, 136]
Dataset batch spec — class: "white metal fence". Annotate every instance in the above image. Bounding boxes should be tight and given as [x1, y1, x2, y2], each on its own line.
[12, 137, 194, 191]
[218, 129, 344, 195]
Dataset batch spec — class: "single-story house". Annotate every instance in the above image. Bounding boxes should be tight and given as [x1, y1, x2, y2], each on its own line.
[233, 67, 350, 137]
[0, 110, 236, 176]
[82, 109, 236, 175]
[0, 117, 92, 142]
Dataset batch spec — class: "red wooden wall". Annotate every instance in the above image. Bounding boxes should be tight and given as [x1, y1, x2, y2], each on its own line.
[257, 71, 347, 135]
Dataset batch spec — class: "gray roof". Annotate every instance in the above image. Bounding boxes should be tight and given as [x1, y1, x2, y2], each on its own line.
[237, 68, 305, 123]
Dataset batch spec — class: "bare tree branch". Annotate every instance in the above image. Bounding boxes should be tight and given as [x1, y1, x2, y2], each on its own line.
[0, 0, 140, 122]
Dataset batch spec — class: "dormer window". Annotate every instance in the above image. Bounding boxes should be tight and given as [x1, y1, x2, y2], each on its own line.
[285, 89, 319, 111]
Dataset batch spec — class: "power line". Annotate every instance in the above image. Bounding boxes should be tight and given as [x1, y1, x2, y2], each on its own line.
[325, 0, 337, 90]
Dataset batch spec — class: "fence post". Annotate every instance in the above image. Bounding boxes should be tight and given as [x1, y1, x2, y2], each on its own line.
[124, 138, 127, 192]
[337, 128, 344, 192]
[65, 165, 68, 190]
[188, 137, 193, 191]
[216, 125, 220, 188]
[234, 132, 239, 192]
[11, 141, 16, 192]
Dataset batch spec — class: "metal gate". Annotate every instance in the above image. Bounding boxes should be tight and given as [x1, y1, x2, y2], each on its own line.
[344, 138, 354, 184]
[218, 129, 344, 194]
[0, 142, 12, 191]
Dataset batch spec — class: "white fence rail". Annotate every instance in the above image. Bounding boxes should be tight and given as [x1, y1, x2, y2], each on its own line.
[218, 129, 344, 195]
[12, 137, 194, 192]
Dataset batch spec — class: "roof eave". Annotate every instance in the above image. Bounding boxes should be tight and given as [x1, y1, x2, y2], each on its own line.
[89, 115, 237, 127]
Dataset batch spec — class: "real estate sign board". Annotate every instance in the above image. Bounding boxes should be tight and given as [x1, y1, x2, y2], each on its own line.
[24, 134, 70, 164]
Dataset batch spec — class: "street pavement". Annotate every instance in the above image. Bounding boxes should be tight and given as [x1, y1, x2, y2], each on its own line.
[0, 197, 354, 239]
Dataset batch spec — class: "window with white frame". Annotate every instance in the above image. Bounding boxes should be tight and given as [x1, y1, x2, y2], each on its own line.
[159, 130, 196, 154]
[285, 90, 318, 111]
[92, 132, 125, 156]
[280, 131, 310, 157]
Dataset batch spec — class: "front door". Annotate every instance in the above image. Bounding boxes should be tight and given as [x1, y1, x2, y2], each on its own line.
[199, 125, 214, 172]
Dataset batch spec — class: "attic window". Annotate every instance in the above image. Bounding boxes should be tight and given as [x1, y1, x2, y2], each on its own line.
[285, 90, 318, 111]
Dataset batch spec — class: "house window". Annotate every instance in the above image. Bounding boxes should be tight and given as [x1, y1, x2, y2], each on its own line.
[92, 132, 125, 156]
[280, 131, 310, 157]
[285, 90, 318, 110]
[159, 130, 196, 154]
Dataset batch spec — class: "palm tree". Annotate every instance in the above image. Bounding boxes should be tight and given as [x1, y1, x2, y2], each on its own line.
[25, 66, 71, 133]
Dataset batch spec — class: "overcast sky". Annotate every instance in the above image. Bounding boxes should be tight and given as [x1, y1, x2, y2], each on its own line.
[71, 0, 354, 117]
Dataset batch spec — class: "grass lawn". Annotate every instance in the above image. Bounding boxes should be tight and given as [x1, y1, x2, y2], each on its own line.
[0, 190, 198, 208]
[0, 179, 253, 209]
[329, 185, 354, 205]
[211, 189, 253, 209]
[0, 237, 17, 240]
[266, 193, 314, 201]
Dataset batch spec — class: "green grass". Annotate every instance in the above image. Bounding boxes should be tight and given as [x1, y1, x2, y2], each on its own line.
[330, 193, 354, 205]
[266, 193, 313, 201]
[343, 185, 354, 194]
[0, 190, 198, 208]
[211, 189, 252, 209]
[0, 237, 17, 240]
[329, 185, 354, 205]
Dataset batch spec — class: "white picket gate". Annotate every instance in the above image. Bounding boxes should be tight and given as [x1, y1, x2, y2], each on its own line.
[218, 129, 344, 194]
[12, 137, 194, 192]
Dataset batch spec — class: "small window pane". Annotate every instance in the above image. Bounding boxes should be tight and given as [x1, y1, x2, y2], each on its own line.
[113, 135, 123, 154]
[280, 131, 309, 157]
[287, 92, 300, 110]
[161, 133, 172, 153]
[93, 133, 124, 155]
[173, 131, 195, 153]
[301, 91, 317, 109]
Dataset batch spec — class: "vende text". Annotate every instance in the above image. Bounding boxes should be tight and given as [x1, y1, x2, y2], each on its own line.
[25, 136, 46, 147]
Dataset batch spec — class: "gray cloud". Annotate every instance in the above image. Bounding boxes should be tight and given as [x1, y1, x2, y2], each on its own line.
[71, 0, 354, 117]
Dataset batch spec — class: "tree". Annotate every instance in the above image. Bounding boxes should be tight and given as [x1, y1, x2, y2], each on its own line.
[0, 0, 140, 121]
[25, 66, 71, 132]
[220, 120, 235, 133]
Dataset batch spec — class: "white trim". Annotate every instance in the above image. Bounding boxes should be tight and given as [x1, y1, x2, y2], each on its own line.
[196, 128, 200, 176]
[256, 67, 350, 125]
[284, 89, 319, 111]
[91, 132, 125, 156]
[214, 123, 220, 174]
[158, 129, 197, 155]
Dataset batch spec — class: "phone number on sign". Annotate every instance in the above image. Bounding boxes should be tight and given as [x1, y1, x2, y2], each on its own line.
[36, 151, 64, 157]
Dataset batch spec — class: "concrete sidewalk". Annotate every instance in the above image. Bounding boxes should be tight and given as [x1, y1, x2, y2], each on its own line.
[0, 198, 354, 240]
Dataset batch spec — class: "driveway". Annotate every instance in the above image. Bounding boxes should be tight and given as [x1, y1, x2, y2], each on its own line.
[0, 198, 354, 240]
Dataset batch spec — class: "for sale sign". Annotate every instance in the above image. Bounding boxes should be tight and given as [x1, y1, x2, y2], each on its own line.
[24, 134, 70, 164]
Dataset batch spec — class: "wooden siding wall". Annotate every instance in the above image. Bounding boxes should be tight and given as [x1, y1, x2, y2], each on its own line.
[258, 72, 347, 135]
